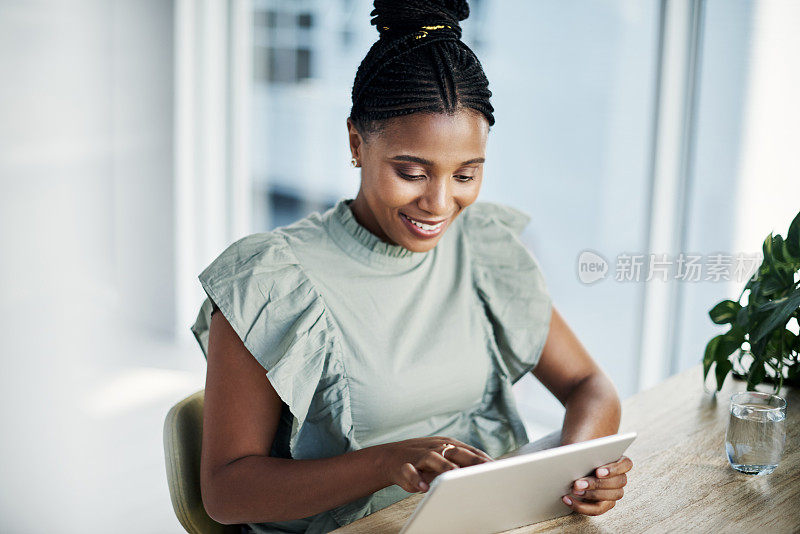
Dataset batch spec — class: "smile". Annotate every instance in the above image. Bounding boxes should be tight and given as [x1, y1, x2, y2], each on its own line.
[402, 214, 444, 229]
[400, 212, 448, 238]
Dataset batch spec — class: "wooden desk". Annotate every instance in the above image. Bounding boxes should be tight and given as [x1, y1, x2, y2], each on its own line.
[333, 364, 799, 533]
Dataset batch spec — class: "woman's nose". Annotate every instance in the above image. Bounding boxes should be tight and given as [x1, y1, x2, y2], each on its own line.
[419, 179, 450, 216]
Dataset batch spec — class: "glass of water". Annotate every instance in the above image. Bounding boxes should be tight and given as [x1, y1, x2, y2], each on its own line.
[725, 391, 787, 475]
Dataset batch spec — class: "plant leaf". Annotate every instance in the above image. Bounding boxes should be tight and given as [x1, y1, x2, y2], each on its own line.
[757, 233, 795, 295]
[772, 235, 787, 264]
[709, 300, 742, 325]
[782, 329, 796, 356]
[722, 325, 746, 353]
[715, 358, 733, 392]
[747, 279, 765, 309]
[768, 235, 797, 287]
[750, 330, 769, 360]
[703, 335, 721, 381]
[734, 305, 750, 329]
[789, 364, 800, 381]
[760, 271, 786, 297]
[780, 239, 799, 267]
[746, 360, 767, 391]
[786, 210, 800, 259]
[750, 287, 800, 345]
[763, 232, 774, 263]
[765, 329, 797, 360]
[704, 326, 745, 388]
[764, 329, 782, 359]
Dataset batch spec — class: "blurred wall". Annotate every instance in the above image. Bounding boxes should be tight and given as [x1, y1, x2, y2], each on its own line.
[0, 0, 175, 340]
[0, 1, 176, 530]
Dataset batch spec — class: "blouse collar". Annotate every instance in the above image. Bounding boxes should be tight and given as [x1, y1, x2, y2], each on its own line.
[326, 197, 430, 271]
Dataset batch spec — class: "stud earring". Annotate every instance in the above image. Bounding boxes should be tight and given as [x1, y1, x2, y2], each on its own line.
[350, 157, 359, 168]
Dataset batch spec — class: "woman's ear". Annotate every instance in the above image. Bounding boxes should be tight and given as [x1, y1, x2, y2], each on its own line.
[346, 117, 363, 162]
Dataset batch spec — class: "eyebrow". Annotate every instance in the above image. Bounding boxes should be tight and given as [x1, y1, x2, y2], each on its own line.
[389, 155, 485, 166]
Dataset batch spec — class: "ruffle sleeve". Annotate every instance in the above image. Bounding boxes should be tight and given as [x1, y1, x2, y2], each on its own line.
[462, 201, 554, 385]
[189, 231, 349, 458]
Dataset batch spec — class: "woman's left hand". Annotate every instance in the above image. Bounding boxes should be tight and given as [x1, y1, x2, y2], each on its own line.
[561, 455, 633, 516]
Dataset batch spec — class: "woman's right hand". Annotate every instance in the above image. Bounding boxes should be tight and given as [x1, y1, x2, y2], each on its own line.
[378, 436, 494, 493]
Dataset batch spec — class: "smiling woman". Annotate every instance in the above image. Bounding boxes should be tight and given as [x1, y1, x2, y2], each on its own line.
[190, 1, 630, 533]
[347, 110, 488, 250]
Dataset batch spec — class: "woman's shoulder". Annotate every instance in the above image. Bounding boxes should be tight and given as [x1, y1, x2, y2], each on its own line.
[196, 226, 327, 342]
[199, 230, 296, 281]
[191, 224, 335, 427]
[461, 200, 532, 237]
[459, 200, 552, 385]
[209, 231, 295, 275]
[193, 228, 323, 346]
[458, 200, 536, 269]
[198, 208, 335, 292]
[199, 210, 330, 280]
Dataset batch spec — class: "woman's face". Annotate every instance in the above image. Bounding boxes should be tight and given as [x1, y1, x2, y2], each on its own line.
[347, 109, 489, 253]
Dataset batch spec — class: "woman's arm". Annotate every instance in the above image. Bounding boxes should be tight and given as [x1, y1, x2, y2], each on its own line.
[531, 305, 632, 516]
[201, 307, 490, 525]
[201, 308, 388, 524]
[532, 305, 621, 444]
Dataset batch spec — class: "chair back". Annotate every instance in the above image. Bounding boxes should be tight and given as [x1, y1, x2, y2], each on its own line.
[163, 389, 241, 534]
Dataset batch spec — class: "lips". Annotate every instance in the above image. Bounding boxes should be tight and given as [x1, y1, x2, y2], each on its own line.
[400, 213, 447, 225]
[399, 212, 448, 239]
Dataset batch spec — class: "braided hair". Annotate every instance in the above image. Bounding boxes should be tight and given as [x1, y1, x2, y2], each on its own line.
[349, 0, 495, 141]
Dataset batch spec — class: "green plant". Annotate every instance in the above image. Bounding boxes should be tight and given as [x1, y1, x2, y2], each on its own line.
[703, 210, 800, 395]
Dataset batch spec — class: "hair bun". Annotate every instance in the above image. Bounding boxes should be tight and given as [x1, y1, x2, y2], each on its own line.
[370, 0, 470, 41]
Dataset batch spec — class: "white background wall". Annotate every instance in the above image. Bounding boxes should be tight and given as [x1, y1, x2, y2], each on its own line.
[1, 0, 177, 338]
[0, 2, 202, 531]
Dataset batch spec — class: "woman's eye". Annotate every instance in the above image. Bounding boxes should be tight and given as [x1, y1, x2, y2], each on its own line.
[398, 172, 475, 182]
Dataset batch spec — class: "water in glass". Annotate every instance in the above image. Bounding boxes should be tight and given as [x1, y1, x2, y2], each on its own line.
[725, 394, 787, 475]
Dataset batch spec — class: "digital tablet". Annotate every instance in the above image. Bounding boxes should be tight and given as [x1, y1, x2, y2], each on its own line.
[399, 431, 637, 534]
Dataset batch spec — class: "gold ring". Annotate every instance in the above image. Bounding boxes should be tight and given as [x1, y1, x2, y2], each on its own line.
[441, 443, 456, 459]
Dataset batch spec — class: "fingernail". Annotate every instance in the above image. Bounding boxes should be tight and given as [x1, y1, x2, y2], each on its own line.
[597, 468, 609, 477]
[418, 481, 428, 491]
[563, 496, 572, 506]
[575, 480, 588, 489]
[574, 490, 585, 495]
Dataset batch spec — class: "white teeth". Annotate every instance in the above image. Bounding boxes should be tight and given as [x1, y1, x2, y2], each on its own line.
[404, 214, 443, 231]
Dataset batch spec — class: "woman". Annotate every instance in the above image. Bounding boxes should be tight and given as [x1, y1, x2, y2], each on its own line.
[190, 1, 632, 532]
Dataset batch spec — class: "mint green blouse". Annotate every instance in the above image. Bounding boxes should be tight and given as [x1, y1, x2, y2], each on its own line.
[190, 197, 553, 533]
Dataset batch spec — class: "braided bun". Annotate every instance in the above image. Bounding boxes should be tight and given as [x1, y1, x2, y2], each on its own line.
[349, 0, 494, 139]
[371, 0, 469, 41]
